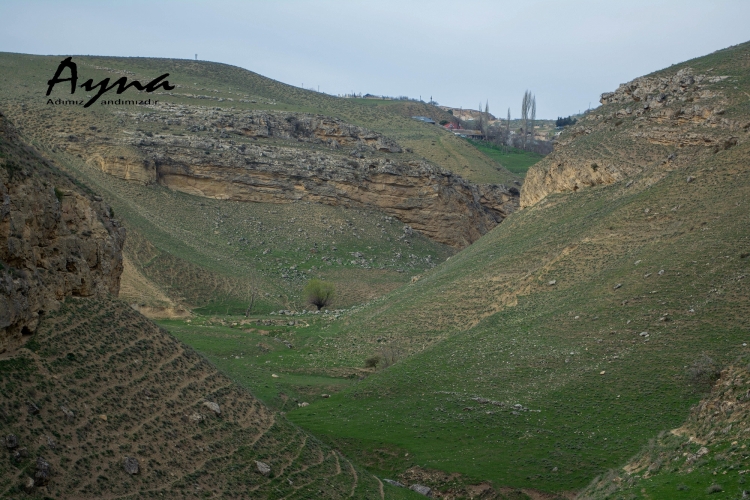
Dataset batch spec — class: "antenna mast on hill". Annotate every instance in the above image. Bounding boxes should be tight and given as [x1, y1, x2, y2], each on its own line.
[195, 54, 197, 60]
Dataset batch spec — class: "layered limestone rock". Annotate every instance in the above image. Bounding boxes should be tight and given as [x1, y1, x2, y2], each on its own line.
[522, 67, 747, 208]
[70, 107, 516, 247]
[0, 112, 125, 351]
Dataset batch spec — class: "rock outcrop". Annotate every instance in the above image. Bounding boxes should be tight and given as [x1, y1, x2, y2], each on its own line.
[522, 67, 747, 208]
[59, 107, 516, 248]
[0, 112, 125, 351]
[580, 358, 750, 499]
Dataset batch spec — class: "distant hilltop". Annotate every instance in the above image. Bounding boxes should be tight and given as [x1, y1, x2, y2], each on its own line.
[438, 105, 497, 122]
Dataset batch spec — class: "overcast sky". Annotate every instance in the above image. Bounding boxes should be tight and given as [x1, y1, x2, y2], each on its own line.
[2, 0, 749, 118]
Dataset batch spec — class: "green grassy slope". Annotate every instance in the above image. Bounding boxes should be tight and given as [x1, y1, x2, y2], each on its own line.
[580, 358, 750, 500]
[158, 130, 749, 495]
[267, 44, 750, 495]
[467, 139, 545, 177]
[0, 52, 515, 186]
[44, 146, 454, 313]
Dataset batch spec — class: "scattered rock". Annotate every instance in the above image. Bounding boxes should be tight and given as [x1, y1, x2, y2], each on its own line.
[686, 446, 710, 463]
[99, 414, 107, 421]
[123, 456, 139, 475]
[658, 269, 665, 275]
[22, 476, 35, 492]
[298, 402, 309, 407]
[189, 412, 204, 422]
[256, 460, 271, 476]
[271, 374, 279, 378]
[640, 332, 650, 337]
[410, 484, 432, 497]
[27, 402, 40, 415]
[60, 405, 75, 421]
[203, 401, 221, 415]
[13, 447, 28, 462]
[548, 279, 557, 286]
[687, 176, 695, 183]
[34, 457, 51, 486]
[600, 371, 606, 375]
[614, 283, 622, 289]
[383, 478, 404, 487]
[5, 434, 18, 449]
[321, 394, 330, 398]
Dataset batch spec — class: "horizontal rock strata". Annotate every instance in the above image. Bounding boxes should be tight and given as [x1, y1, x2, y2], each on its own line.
[68, 107, 516, 248]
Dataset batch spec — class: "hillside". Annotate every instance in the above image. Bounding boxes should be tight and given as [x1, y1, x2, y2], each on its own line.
[0, 52, 517, 186]
[522, 43, 750, 208]
[0, 52, 520, 314]
[0, 299, 384, 499]
[0, 112, 384, 498]
[4, 40, 749, 500]
[0, 110, 124, 349]
[222, 42, 750, 496]
[580, 358, 750, 499]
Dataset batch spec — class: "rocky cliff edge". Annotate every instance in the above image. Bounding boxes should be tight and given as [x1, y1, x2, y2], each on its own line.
[522, 65, 749, 208]
[0, 112, 125, 352]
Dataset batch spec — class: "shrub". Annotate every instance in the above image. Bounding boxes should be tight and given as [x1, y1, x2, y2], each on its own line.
[377, 346, 401, 368]
[687, 354, 721, 391]
[364, 356, 380, 368]
[303, 279, 334, 310]
[706, 483, 722, 494]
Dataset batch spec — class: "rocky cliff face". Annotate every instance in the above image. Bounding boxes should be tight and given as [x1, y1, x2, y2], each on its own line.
[53, 107, 516, 248]
[0, 112, 125, 352]
[522, 67, 748, 208]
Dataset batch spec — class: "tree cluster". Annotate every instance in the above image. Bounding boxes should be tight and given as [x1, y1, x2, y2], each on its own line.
[555, 116, 577, 127]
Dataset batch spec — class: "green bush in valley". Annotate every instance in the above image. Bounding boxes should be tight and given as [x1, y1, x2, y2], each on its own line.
[304, 279, 335, 310]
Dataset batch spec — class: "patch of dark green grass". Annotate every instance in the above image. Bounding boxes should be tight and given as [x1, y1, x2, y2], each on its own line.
[467, 139, 545, 176]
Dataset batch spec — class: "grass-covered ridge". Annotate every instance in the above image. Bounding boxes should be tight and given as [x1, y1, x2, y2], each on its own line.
[0, 51, 515, 186]
[159, 133, 750, 495]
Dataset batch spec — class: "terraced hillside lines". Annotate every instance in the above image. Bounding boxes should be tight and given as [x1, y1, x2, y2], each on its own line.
[280, 44, 750, 496]
[580, 359, 750, 499]
[0, 298, 381, 499]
